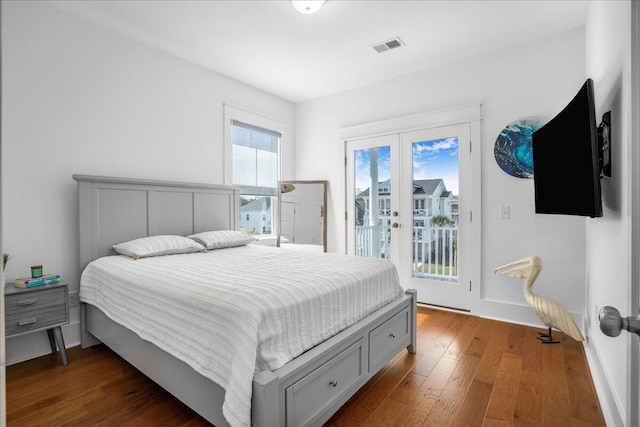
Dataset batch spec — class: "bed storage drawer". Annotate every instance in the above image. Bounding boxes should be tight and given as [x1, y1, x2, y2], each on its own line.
[285, 339, 364, 427]
[369, 307, 410, 371]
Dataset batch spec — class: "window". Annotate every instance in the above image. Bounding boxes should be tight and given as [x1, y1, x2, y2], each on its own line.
[231, 120, 279, 194]
[230, 119, 281, 236]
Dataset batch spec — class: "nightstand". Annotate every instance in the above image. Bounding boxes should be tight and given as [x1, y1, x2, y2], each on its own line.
[5, 281, 70, 365]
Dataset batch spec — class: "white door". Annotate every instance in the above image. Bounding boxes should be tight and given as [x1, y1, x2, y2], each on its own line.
[346, 134, 401, 268]
[401, 124, 471, 310]
[346, 124, 472, 310]
[280, 201, 296, 243]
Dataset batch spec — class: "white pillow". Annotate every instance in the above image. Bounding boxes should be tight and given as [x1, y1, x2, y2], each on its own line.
[187, 230, 255, 250]
[112, 235, 205, 260]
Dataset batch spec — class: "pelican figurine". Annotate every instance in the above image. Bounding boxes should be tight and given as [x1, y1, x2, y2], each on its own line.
[495, 256, 584, 344]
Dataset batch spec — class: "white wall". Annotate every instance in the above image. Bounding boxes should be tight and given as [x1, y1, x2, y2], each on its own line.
[295, 28, 588, 326]
[2, 1, 294, 364]
[584, 2, 633, 426]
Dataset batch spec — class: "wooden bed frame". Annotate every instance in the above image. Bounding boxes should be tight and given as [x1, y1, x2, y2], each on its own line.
[74, 174, 417, 427]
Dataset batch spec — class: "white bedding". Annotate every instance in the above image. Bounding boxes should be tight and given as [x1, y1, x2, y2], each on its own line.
[79, 245, 403, 427]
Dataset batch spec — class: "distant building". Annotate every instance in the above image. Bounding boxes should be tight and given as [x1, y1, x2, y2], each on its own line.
[358, 178, 456, 227]
[354, 198, 366, 225]
[240, 197, 272, 235]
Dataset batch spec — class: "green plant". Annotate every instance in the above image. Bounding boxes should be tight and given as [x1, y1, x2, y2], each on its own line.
[3, 253, 10, 270]
[431, 215, 455, 227]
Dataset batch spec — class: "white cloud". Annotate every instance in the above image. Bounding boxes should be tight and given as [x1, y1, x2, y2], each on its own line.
[413, 137, 458, 154]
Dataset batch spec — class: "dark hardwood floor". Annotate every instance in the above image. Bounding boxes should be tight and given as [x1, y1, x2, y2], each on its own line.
[6, 307, 605, 426]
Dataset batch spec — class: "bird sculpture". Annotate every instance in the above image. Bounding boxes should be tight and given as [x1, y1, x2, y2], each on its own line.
[494, 256, 584, 344]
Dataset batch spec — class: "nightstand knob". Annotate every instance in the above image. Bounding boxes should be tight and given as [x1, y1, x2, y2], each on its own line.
[329, 380, 338, 388]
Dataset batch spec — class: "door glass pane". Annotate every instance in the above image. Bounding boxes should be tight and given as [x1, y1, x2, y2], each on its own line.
[412, 137, 459, 282]
[354, 146, 391, 259]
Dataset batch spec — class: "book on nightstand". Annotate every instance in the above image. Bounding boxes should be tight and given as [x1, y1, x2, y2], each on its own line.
[14, 274, 61, 288]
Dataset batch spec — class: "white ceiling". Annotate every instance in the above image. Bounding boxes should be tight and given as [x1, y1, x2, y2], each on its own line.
[53, 0, 591, 104]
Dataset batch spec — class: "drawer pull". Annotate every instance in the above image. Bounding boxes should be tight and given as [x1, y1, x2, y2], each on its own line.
[18, 318, 37, 326]
[329, 380, 338, 388]
[17, 299, 37, 306]
[389, 333, 396, 338]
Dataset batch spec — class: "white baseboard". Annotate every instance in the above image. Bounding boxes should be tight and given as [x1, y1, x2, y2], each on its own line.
[474, 298, 585, 331]
[583, 336, 625, 426]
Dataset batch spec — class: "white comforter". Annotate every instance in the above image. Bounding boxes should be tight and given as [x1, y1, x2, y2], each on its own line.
[79, 245, 403, 427]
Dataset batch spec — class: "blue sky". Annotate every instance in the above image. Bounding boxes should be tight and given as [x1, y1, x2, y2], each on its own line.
[354, 137, 459, 195]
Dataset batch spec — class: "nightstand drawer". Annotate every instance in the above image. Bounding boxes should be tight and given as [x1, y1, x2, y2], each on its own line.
[4, 281, 71, 364]
[5, 286, 66, 316]
[6, 306, 68, 336]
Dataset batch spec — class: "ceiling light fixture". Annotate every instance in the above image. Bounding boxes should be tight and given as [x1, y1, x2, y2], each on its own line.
[291, 0, 326, 15]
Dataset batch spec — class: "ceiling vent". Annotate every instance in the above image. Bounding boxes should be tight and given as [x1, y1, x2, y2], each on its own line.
[372, 37, 405, 53]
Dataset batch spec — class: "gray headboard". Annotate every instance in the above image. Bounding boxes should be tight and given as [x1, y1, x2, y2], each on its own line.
[73, 175, 240, 271]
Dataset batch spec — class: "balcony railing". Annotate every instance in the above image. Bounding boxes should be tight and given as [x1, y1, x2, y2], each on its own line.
[412, 208, 431, 217]
[413, 226, 458, 282]
[364, 208, 432, 223]
[355, 225, 458, 282]
[355, 225, 391, 259]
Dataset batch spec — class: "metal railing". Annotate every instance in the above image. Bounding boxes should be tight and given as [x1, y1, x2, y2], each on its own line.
[364, 209, 432, 224]
[412, 208, 431, 217]
[412, 226, 458, 281]
[355, 225, 391, 259]
[355, 224, 458, 282]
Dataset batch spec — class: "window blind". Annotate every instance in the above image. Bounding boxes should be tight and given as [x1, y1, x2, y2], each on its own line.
[231, 120, 281, 196]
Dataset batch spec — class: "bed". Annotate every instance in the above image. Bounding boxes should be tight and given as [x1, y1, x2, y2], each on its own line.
[74, 174, 417, 427]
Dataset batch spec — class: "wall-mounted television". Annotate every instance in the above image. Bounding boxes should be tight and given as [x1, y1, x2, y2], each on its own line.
[532, 78, 611, 218]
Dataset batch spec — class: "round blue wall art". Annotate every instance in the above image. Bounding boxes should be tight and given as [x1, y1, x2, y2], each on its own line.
[494, 116, 547, 179]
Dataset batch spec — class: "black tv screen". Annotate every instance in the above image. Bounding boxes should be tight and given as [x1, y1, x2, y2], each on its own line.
[532, 79, 602, 218]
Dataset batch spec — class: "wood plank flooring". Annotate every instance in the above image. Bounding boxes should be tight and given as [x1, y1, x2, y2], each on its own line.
[6, 307, 605, 426]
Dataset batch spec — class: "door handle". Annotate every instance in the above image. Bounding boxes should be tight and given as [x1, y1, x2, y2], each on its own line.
[392, 223, 400, 228]
[598, 306, 640, 338]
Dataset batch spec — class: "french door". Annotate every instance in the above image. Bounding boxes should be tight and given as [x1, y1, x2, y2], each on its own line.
[346, 134, 401, 268]
[400, 124, 471, 309]
[346, 124, 471, 310]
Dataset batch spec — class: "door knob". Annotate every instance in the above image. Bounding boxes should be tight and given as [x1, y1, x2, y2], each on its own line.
[598, 306, 640, 338]
[392, 223, 400, 228]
